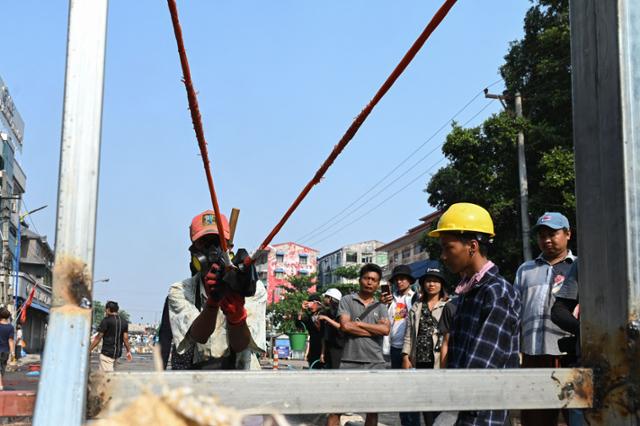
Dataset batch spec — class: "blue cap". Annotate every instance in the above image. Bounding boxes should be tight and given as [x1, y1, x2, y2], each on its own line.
[533, 212, 570, 231]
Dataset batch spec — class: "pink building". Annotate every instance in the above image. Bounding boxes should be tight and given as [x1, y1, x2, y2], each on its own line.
[255, 242, 318, 304]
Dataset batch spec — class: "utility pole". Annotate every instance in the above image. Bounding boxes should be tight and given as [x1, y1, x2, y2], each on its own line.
[514, 93, 532, 261]
[484, 89, 532, 261]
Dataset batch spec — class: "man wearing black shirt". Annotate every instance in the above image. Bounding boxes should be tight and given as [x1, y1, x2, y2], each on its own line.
[90, 301, 132, 371]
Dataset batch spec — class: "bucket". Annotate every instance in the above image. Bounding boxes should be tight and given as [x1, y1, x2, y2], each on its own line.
[288, 332, 307, 352]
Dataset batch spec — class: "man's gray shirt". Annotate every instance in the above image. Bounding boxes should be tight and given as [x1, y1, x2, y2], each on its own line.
[337, 293, 388, 363]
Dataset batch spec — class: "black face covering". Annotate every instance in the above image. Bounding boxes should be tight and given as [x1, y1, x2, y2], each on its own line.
[190, 243, 225, 274]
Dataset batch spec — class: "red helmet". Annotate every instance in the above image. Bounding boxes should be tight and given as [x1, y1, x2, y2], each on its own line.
[189, 210, 230, 242]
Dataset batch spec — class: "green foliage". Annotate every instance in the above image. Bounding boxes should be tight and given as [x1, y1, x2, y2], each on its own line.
[119, 310, 130, 323]
[424, 0, 574, 281]
[287, 273, 317, 292]
[266, 273, 317, 334]
[334, 265, 360, 280]
[92, 300, 105, 330]
[328, 283, 359, 297]
[92, 301, 131, 328]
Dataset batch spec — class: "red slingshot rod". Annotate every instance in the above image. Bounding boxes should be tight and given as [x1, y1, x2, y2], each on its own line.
[167, 0, 228, 253]
[259, 0, 458, 250]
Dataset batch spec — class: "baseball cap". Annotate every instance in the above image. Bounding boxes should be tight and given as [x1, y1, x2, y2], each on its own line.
[189, 210, 230, 242]
[533, 212, 570, 232]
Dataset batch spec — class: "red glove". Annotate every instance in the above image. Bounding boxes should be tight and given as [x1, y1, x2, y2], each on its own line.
[204, 263, 224, 308]
[219, 292, 247, 326]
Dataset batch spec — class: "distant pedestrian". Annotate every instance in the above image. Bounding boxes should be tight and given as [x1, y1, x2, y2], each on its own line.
[430, 203, 520, 426]
[15, 325, 23, 360]
[90, 301, 133, 372]
[515, 212, 575, 426]
[0, 308, 15, 390]
[385, 264, 417, 426]
[401, 262, 455, 426]
[297, 294, 324, 368]
[328, 263, 390, 426]
[317, 288, 344, 369]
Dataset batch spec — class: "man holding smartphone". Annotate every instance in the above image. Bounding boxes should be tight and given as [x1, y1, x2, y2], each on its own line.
[383, 265, 418, 426]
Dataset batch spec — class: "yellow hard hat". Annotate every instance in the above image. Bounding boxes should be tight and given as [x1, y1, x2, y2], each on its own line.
[428, 203, 495, 238]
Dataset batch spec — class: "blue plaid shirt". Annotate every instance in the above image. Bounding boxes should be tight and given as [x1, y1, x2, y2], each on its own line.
[449, 264, 521, 426]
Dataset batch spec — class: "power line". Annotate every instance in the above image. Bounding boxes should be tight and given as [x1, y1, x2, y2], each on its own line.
[296, 80, 502, 243]
[301, 99, 497, 245]
[309, 156, 448, 247]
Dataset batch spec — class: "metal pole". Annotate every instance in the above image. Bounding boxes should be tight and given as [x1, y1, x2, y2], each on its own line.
[33, 0, 109, 424]
[515, 93, 532, 261]
[570, 0, 640, 423]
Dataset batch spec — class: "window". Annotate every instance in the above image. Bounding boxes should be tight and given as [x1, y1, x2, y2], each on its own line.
[299, 254, 308, 265]
[393, 252, 400, 263]
[274, 267, 285, 279]
[276, 252, 284, 263]
[346, 251, 358, 263]
[402, 248, 411, 259]
[414, 243, 425, 253]
[258, 271, 268, 281]
[361, 253, 373, 264]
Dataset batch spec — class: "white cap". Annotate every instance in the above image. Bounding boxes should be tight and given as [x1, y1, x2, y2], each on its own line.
[323, 288, 342, 301]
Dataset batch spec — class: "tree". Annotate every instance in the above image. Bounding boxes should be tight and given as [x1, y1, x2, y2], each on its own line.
[266, 273, 316, 334]
[92, 300, 105, 330]
[424, 0, 573, 281]
[119, 310, 130, 323]
[334, 265, 360, 280]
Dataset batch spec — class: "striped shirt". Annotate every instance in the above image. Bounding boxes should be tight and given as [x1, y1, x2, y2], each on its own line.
[515, 252, 576, 355]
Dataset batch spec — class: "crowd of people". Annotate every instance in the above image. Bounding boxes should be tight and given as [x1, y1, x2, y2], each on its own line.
[133, 204, 582, 426]
[293, 203, 582, 426]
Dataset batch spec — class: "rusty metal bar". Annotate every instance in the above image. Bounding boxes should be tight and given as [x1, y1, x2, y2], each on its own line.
[89, 368, 592, 418]
[570, 0, 640, 423]
[33, 0, 109, 424]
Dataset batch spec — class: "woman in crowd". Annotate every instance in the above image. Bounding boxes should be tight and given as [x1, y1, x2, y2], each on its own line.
[401, 262, 455, 426]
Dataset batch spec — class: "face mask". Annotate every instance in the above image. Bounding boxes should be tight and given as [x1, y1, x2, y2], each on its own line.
[191, 244, 224, 273]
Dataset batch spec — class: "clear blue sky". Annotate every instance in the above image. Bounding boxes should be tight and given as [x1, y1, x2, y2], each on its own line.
[3, 1, 530, 323]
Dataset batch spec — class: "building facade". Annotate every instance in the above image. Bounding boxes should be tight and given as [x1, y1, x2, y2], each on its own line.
[377, 211, 441, 279]
[255, 242, 319, 304]
[17, 226, 53, 353]
[317, 240, 388, 290]
[0, 74, 27, 312]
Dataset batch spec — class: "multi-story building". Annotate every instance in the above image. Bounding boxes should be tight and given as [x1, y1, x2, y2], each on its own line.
[17, 225, 53, 352]
[0, 74, 27, 312]
[317, 240, 388, 290]
[255, 242, 319, 304]
[377, 211, 442, 279]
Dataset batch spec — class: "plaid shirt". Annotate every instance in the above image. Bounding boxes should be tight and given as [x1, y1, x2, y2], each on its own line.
[449, 264, 521, 426]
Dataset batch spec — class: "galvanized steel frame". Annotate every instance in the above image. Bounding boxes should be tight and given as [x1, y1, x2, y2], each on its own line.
[31, 0, 640, 424]
[570, 0, 640, 423]
[33, 0, 109, 425]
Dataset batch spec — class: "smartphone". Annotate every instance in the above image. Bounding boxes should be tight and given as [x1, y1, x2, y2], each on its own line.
[380, 283, 391, 294]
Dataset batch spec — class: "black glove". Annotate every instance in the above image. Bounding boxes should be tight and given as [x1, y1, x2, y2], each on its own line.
[223, 249, 257, 297]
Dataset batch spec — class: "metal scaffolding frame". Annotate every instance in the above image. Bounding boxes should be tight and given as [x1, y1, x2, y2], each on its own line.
[32, 0, 640, 424]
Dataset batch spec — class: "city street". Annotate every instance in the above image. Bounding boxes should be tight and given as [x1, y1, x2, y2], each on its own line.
[3, 353, 408, 425]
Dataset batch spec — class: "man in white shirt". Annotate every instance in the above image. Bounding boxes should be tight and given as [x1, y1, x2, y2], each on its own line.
[385, 264, 417, 426]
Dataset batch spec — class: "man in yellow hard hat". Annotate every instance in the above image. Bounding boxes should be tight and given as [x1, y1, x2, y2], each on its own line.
[429, 203, 521, 426]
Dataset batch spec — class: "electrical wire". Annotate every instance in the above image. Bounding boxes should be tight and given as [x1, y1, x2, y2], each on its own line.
[258, 0, 459, 250]
[308, 156, 448, 247]
[295, 80, 502, 243]
[302, 99, 496, 245]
